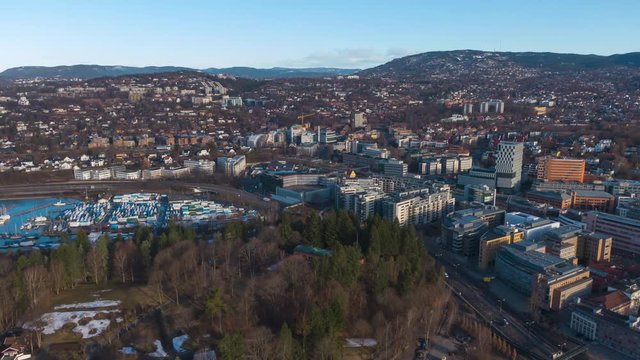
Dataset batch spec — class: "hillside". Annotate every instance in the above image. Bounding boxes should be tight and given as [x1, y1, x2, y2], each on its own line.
[359, 50, 640, 79]
[0, 65, 359, 80]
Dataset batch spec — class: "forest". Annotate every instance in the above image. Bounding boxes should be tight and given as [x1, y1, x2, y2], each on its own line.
[0, 211, 458, 359]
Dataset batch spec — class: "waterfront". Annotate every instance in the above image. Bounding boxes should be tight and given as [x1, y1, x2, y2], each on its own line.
[0, 194, 257, 251]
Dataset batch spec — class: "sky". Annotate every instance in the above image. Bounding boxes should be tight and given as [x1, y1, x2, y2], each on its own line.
[1, 0, 639, 71]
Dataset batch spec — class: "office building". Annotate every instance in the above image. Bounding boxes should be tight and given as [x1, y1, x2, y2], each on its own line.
[463, 184, 496, 205]
[216, 155, 246, 177]
[479, 225, 524, 269]
[383, 159, 408, 177]
[536, 157, 586, 183]
[526, 190, 572, 210]
[458, 167, 497, 189]
[506, 212, 561, 241]
[495, 141, 524, 192]
[318, 127, 337, 144]
[532, 181, 605, 193]
[583, 211, 640, 256]
[353, 112, 366, 128]
[496, 243, 592, 310]
[442, 207, 505, 256]
[571, 190, 615, 213]
[616, 196, 640, 220]
[570, 303, 640, 359]
[604, 179, 640, 196]
[577, 232, 612, 263]
[184, 159, 215, 175]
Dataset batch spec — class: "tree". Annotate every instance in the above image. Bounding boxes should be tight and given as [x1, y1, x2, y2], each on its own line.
[303, 213, 323, 247]
[113, 241, 130, 283]
[278, 322, 295, 360]
[205, 288, 226, 332]
[23, 265, 48, 308]
[87, 236, 110, 285]
[219, 332, 245, 360]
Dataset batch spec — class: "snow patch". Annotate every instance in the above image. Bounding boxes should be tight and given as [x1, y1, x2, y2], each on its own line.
[120, 346, 137, 355]
[172, 334, 189, 352]
[148, 340, 168, 358]
[54, 300, 120, 310]
[27, 310, 118, 338]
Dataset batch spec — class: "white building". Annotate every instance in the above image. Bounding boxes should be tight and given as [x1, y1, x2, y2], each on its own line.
[184, 159, 215, 175]
[495, 141, 524, 192]
[217, 155, 246, 177]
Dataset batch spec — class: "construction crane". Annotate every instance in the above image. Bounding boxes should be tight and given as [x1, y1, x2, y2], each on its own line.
[297, 112, 315, 127]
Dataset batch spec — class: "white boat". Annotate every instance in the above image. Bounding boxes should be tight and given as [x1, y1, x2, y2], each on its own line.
[0, 206, 10, 225]
[19, 240, 35, 247]
[53, 200, 66, 207]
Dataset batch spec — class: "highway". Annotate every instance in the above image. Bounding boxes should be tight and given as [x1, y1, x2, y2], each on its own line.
[425, 237, 581, 360]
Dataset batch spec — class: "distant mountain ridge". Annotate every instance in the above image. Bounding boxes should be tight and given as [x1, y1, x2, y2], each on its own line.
[0, 65, 360, 80]
[359, 50, 640, 78]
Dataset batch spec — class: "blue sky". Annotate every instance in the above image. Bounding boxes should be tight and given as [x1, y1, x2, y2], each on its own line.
[1, 0, 638, 70]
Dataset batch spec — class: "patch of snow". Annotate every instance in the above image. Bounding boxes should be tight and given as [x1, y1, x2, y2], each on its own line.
[26, 310, 118, 338]
[345, 338, 378, 348]
[55, 300, 120, 310]
[76, 319, 111, 339]
[120, 347, 137, 355]
[148, 340, 168, 358]
[116, 317, 124, 323]
[172, 334, 189, 352]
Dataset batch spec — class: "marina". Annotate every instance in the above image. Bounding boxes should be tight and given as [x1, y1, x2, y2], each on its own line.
[0, 193, 257, 252]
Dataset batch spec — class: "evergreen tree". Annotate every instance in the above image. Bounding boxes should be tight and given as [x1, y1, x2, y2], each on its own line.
[219, 332, 245, 360]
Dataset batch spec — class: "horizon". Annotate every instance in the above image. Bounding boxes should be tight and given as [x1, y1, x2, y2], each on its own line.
[2, 0, 639, 71]
[3, 48, 640, 72]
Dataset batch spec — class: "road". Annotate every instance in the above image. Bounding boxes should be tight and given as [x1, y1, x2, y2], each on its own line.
[425, 237, 575, 360]
[0, 180, 279, 212]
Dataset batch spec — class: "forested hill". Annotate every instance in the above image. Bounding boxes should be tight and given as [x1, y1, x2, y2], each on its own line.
[359, 50, 640, 79]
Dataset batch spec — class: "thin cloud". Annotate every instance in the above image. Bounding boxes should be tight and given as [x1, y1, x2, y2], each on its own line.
[283, 48, 419, 69]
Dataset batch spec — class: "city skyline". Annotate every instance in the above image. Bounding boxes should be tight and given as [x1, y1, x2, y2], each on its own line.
[2, 0, 639, 71]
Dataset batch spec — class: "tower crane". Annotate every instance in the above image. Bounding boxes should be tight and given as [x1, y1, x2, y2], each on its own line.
[297, 112, 316, 127]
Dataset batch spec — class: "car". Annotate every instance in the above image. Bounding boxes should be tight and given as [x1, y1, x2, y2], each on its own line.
[495, 318, 509, 326]
[444, 272, 449, 278]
